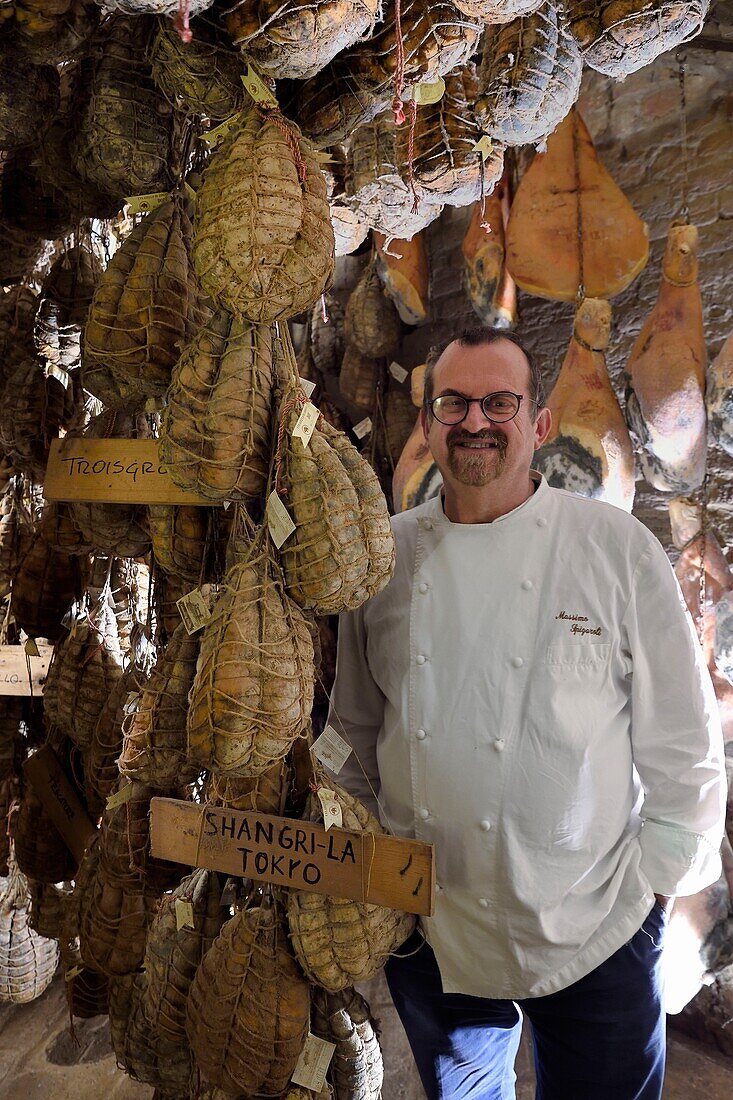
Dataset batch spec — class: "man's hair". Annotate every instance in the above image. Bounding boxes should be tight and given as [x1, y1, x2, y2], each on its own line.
[423, 327, 546, 420]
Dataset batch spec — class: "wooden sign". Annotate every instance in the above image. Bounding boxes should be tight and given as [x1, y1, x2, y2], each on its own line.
[150, 798, 435, 917]
[43, 438, 213, 506]
[0, 644, 52, 696]
[24, 744, 98, 861]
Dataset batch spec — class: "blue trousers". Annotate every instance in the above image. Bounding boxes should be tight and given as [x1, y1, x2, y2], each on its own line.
[384, 901, 667, 1100]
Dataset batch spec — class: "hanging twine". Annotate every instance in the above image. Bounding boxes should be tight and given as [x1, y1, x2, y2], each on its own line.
[572, 110, 585, 304]
[175, 0, 193, 44]
[676, 52, 690, 225]
[392, 0, 407, 125]
[320, 294, 329, 324]
[273, 392, 308, 498]
[407, 99, 420, 214]
[257, 105, 308, 186]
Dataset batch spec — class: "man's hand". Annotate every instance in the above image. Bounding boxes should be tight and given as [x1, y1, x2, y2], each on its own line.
[654, 893, 675, 914]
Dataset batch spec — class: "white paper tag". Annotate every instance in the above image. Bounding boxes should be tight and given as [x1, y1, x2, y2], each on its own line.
[317, 788, 343, 832]
[291, 1033, 337, 1091]
[411, 76, 446, 105]
[266, 491, 296, 549]
[201, 114, 239, 150]
[242, 64, 278, 109]
[389, 361, 409, 383]
[123, 691, 140, 715]
[473, 135, 495, 161]
[175, 898, 195, 931]
[292, 402, 320, 448]
[311, 725, 353, 774]
[125, 191, 170, 217]
[47, 363, 70, 389]
[299, 376, 317, 399]
[177, 589, 211, 635]
[353, 417, 372, 439]
[106, 782, 133, 811]
[223, 500, 232, 510]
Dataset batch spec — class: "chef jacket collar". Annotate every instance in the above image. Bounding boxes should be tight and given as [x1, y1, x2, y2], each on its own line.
[428, 470, 549, 528]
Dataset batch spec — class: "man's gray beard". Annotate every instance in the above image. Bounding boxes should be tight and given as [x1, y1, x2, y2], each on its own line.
[447, 444, 507, 486]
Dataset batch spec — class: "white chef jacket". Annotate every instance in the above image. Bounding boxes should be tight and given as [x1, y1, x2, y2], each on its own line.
[328, 472, 726, 999]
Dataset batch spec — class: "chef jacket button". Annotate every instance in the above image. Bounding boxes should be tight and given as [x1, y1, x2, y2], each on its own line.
[536, 517, 548, 528]
[478, 897, 490, 909]
[422, 520, 433, 531]
[480, 819, 491, 832]
[416, 729, 427, 741]
[494, 738, 506, 751]
[511, 656, 524, 668]
[416, 654, 427, 665]
[418, 582, 429, 594]
[418, 808, 430, 820]
[521, 579, 533, 591]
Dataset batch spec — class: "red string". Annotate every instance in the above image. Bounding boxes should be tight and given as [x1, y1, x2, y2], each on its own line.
[274, 393, 308, 498]
[407, 99, 420, 214]
[258, 105, 308, 186]
[392, 0, 406, 126]
[175, 0, 193, 43]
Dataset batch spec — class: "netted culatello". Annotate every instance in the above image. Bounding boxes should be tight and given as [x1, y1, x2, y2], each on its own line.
[205, 758, 289, 815]
[286, 55, 389, 150]
[346, 112, 443, 241]
[451, 0, 544, 19]
[311, 985, 384, 1099]
[279, 410, 395, 614]
[0, 356, 81, 481]
[119, 623, 202, 789]
[186, 902, 310, 1096]
[34, 245, 101, 373]
[0, 853, 59, 1004]
[138, 867, 225, 1043]
[148, 505, 226, 583]
[148, 14, 245, 121]
[86, 663, 147, 806]
[70, 14, 173, 198]
[110, 970, 193, 1093]
[224, 0, 380, 80]
[11, 529, 89, 642]
[187, 543, 314, 777]
[98, 779, 183, 894]
[159, 311, 275, 502]
[344, 261, 402, 361]
[0, 489, 33, 601]
[83, 195, 209, 412]
[287, 781, 415, 991]
[193, 107, 335, 323]
[338, 345, 379, 413]
[0, 47, 59, 151]
[477, 2, 582, 148]
[395, 64, 500, 208]
[565, 0, 709, 79]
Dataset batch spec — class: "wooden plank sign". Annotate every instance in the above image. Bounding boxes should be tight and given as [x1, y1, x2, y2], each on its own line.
[24, 744, 98, 861]
[44, 438, 213, 506]
[0, 644, 52, 696]
[150, 798, 435, 917]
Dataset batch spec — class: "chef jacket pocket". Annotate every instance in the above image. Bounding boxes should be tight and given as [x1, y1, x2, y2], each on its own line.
[544, 642, 611, 668]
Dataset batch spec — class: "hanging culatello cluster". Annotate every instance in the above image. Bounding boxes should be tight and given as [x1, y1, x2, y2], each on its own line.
[279, 402, 395, 614]
[159, 311, 275, 502]
[0, 356, 82, 481]
[565, 0, 709, 79]
[187, 538, 315, 777]
[0, 286, 39, 388]
[186, 901, 310, 1096]
[119, 622, 202, 788]
[148, 13, 246, 119]
[225, 0, 381, 80]
[0, 44, 59, 151]
[0, 488, 34, 599]
[0, 850, 60, 1005]
[86, 663, 148, 805]
[205, 759, 289, 814]
[395, 63, 497, 208]
[70, 14, 174, 199]
[476, 2, 582, 149]
[13, 775, 79, 884]
[311, 985, 384, 1099]
[286, 55, 389, 150]
[11, 527, 89, 641]
[192, 105, 335, 323]
[147, 504, 223, 584]
[110, 969, 194, 1093]
[82, 194, 209, 412]
[344, 260, 402, 361]
[287, 779, 415, 992]
[0, 0, 100, 64]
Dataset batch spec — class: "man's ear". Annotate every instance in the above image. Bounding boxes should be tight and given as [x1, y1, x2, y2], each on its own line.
[534, 407, 552, 449]
[420, 407, 430, 443]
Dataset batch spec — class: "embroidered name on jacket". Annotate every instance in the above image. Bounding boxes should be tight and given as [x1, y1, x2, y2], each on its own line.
[555, 610, 603, 637]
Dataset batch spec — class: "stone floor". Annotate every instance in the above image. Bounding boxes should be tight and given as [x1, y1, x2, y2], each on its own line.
[1, 971, 733, 1099]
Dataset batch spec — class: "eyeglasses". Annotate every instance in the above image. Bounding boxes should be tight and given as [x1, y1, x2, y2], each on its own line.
[429, 391, 529, 426]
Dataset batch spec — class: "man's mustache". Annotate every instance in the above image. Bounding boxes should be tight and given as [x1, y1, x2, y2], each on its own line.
[447, 429, 508, 451]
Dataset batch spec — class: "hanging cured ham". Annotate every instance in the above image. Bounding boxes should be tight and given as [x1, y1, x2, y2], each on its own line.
[669, 497, 733, 742]
[706, 331, 733, 459]
[462, 166, 516, 328]
[506, 109, 648, 301]
[625, 222, 706, 494]
[374, 231, 429, 326]
[392, 363, 442, 512]
[534, 297, 635, 511]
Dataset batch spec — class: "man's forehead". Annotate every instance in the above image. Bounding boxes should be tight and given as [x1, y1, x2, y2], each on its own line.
[434, 339, 530, 390]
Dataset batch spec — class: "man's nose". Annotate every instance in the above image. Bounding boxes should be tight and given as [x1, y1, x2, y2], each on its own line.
[463, 400, 491, 432]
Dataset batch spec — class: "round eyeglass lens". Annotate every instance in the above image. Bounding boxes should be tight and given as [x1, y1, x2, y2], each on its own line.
[483, 392, 520, 422]
[432, 395, 468, 424]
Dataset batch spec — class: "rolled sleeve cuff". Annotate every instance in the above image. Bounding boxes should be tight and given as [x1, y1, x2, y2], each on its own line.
[639, 817, 722, 897]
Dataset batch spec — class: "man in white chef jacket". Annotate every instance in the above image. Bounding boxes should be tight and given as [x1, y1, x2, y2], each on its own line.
[328, 327, 726, 1100]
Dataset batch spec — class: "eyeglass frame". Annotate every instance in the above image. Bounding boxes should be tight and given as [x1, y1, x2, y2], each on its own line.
[428, 390, 536, 426]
